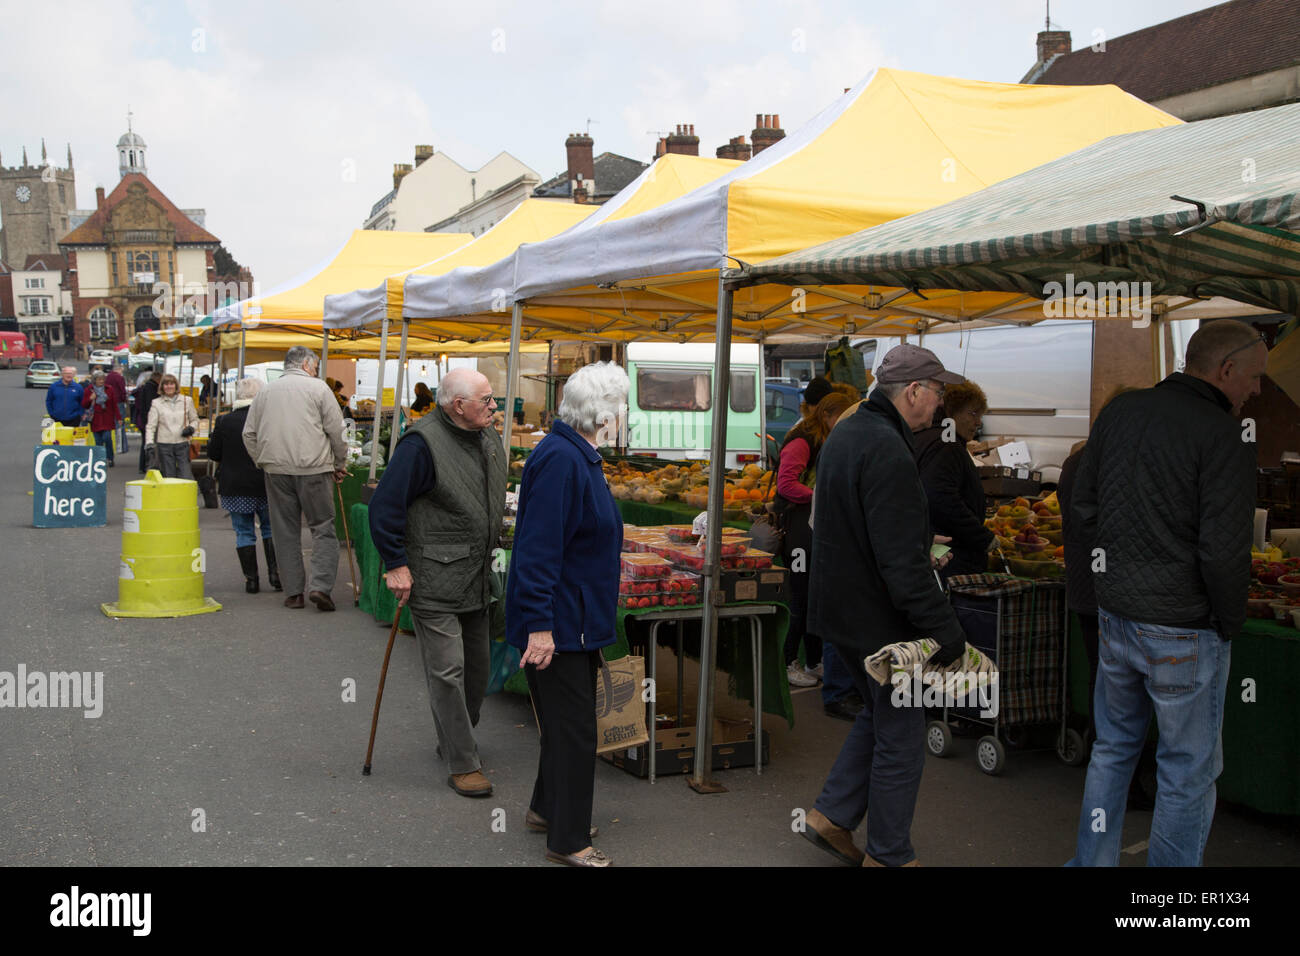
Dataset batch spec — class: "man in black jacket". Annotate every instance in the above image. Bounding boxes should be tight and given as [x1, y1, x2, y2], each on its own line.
[1068, 320, 1265, 867]
[800, 345, 966, 868]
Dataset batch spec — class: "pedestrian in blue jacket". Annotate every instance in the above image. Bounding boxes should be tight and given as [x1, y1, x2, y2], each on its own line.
[506, 360, 626, 867]
[45, 366, 85, 426]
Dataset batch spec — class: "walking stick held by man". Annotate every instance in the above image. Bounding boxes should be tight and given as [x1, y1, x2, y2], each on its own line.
[362, 614, 401, 776]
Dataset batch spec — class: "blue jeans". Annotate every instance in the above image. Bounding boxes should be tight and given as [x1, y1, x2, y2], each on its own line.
[229, 505, 272, 548]
[813, 641, 926, 866]
[1069, 608, 1231, 867]
[821, 641, 856, 705]
[92, 429, 115, 463]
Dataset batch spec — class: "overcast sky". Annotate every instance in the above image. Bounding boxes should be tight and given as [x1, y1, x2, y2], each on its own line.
[2, 0, 1225, 287]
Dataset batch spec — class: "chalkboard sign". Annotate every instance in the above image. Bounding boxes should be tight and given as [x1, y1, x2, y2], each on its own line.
[33, 445, 107, 528]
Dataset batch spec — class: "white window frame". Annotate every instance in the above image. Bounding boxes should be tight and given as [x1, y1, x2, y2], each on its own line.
[89, 307, 118, 339]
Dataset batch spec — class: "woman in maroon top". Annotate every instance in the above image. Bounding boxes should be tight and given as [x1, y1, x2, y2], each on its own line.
[775, 391, 855, 687]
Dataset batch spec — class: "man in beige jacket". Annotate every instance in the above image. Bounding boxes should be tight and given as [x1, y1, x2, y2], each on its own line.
[243, 347, 349, 610]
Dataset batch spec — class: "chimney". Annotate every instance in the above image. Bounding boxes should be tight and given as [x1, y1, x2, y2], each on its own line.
[716, 134, 752, 162]
[1036, 30, 1072, 63]
[664, 123, 699, 157]
[414, 144, 434, 166]
[393, 163, 414, 190]
[751, 113, 785, 156]
[95, 186, 105, 209]
[565, 132, 595, 193]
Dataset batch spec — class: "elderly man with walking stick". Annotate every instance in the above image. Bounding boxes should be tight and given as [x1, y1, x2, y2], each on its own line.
[242, 346, 349, 611]
[366, 367, 506, 798]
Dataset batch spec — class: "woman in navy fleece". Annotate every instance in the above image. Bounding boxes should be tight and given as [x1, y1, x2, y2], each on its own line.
[505, 361, 627, 867]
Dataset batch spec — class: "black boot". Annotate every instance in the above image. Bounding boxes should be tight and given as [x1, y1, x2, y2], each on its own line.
[263, 538, 282, 591]
[236, 545, 259, 594]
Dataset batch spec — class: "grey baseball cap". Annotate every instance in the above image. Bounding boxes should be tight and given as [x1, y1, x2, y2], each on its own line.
[875, 344, 965, 385]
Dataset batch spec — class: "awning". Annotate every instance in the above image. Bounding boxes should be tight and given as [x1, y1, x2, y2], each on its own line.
[324, 198, 601, 330]
[129, 326, 548, 361]
[212, 229, 471, 329]
[394, 68, 1188, 341]
[743, 102, 1300, 319]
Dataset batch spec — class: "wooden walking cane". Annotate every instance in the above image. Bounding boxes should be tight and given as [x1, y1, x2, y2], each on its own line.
[363, 614, 402, 775]
[336, 481, 360, 606]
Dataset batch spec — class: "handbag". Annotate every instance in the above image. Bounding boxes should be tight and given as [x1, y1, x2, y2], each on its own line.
[748, 468, 786, 553]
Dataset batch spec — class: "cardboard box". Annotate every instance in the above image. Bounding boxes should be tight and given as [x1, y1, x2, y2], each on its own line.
[600, 717, 769, 778]
[721, 566, 788, 604]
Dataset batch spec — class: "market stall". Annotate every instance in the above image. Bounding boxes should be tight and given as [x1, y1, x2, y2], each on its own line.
[327, 69, 1220, 789]
[738, 101, 1300, 811]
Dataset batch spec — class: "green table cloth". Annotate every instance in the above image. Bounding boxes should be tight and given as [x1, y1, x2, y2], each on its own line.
[1066, 612, 1300, 815]
[334, 463, 383, 541]
[615, 497, 750, 530]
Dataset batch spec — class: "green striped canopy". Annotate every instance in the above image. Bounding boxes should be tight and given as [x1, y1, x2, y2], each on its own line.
[743, 103, 1300, 316]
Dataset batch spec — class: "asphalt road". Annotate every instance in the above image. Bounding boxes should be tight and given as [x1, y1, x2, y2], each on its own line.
[2, 368, 1296, 867]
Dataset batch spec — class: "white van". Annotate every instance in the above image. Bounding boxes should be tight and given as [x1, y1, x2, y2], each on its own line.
[625, 342, 763, 470]
[856, 321, 1095, 483]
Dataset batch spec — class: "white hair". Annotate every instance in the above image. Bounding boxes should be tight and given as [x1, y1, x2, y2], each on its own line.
[557, 361, 629, 436]
[236, 376, 263, 400]
[284, 346, 316, 370]
[437, 367, 487, 409]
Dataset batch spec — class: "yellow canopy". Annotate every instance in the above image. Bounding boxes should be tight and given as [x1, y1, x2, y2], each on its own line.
[323, 199, 600, 328]
[327, 156, 741, 335]
[397, 68, 1189, 343]
[213, 229, 471, 329]
[130, 326, 547, 361]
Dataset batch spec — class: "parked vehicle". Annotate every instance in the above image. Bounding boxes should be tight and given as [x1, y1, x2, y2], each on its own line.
[25, 359, 59, 387]
[88, 348, 116, 368]
[625, 342, 763, 470]
[762, 380, 805, 460]
[0, 331, 34, 369]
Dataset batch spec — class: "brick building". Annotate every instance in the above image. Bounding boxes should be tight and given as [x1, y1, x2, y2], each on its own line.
[58, 122, 226, 353]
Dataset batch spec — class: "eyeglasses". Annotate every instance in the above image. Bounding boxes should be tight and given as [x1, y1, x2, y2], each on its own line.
[458, 394, 495, 408]
[917, 381, 946, 399]
[1220, 334, 1266, 367]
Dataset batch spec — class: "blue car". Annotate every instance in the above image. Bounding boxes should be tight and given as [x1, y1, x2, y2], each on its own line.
[762, 381, 806, 464]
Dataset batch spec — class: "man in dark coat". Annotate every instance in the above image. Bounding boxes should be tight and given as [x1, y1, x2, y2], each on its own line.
[1067, 320, 1265, 867]
[800, 345, 966, 868]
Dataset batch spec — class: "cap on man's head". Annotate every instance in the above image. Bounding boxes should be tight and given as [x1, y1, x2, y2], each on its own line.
[801, 375, 834, 406]
[875, 344, 965, 386]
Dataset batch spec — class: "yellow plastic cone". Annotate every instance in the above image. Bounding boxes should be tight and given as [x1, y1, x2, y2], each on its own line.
[101, 469, 221, 618]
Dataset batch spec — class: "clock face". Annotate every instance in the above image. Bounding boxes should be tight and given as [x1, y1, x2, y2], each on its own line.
[15, 185, 32, 203]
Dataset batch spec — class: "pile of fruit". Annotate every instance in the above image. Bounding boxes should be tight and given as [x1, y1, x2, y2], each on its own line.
[601, 459, 775, 516]
[1249, 549, 1300, 625]
[985, 492, 1065, 575]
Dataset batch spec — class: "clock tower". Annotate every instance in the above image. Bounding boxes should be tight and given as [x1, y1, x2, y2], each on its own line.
[0, 139, 77, 268]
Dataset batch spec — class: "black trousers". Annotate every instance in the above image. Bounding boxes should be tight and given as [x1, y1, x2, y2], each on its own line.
[780, 504, 821, 668]
[525, 650, 601, 854]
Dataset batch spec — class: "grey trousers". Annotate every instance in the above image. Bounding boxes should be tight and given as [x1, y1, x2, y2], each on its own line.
[157, 442, 190, 478]
[264, 472, 339, 598]
[411, 607, 490, 775]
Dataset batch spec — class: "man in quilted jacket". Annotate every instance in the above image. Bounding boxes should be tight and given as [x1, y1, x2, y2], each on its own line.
[1068, 320, 1266, 867]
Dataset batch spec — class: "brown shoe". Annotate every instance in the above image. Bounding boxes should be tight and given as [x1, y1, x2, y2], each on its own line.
[801, 808, 864, 866]
[447, 770, 493, 798]
[545, 847, 611, 867]
[284, 594, 305, 609]
[309, 590, 335, 612]
[525, 809, 598, 838]
[863, 855, 921, 867]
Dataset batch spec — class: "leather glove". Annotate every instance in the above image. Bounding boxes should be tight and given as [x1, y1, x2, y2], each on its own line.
[181, 426, 195, 438]
[930, 640, 965, 667]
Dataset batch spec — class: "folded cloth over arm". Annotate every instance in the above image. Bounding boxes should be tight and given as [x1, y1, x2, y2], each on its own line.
[863, 638, 999, 709]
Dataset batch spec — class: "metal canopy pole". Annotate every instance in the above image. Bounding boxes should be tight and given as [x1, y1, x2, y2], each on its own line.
[319, 326, 330, 380]
[237, 327, 246, 379]
[756, 329, 768, 468]
[387, 318, 410, 463]
[369, 315, 389, 482]
[690, 278, 734, 794]
[502, 301, 523, 454]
